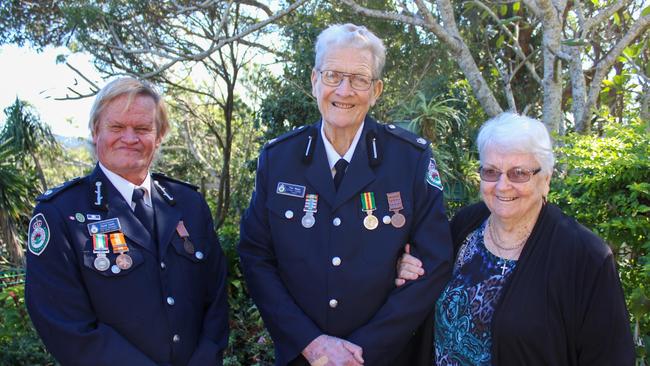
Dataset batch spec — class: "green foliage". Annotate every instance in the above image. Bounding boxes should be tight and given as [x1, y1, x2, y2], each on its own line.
[550, 119, 650, 360]
[394, 83, 483, 215]
[218, 220, 274, 365]
[0, 284, 56, 365]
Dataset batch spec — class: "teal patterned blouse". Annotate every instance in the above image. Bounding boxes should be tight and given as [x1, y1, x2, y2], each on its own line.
[434, 220, 517, 366]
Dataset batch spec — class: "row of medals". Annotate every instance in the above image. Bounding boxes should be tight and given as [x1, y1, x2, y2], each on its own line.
[93, 233, 133, 273]
[300, 192, 406, 230]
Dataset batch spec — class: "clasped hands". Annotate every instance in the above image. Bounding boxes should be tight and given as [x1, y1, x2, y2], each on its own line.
[302, 334, 364, 366]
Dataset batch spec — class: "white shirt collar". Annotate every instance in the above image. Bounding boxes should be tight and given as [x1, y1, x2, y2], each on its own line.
[98, 162, 153, 209]
[320, 121, 364, 177]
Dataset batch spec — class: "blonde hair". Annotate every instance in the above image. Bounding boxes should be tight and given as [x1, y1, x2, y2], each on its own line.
[89, 77, 169, 139]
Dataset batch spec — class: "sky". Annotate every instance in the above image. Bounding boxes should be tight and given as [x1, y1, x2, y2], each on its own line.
[0, 44, 102, 138]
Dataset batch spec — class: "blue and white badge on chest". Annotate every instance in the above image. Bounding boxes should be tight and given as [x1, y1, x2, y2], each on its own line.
[276, 181, 306, 198]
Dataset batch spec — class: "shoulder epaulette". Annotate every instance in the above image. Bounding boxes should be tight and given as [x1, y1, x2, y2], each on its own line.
[36, 177, 83, 202]
[264, 125, 310, 149]
[151, 172, 199, 191]
[383, 123, 429, 150]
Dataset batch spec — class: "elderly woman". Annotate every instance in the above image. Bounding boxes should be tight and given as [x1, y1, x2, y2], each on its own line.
[397, 112, 635, 365]
[239, 24, 453, 366]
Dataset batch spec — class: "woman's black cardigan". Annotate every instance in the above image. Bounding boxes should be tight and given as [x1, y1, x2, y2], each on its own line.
[444, 202, 635, 366]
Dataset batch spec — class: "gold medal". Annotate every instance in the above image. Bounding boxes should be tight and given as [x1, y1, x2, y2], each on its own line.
[360, 192, 378, 230]
[363, 214, 379, 230]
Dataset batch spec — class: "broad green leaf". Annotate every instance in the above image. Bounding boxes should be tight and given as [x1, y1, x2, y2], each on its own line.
[613, 12, 621, 26]
[496, 34, 505, 48]
[500, 4, 508, 16]
[513, 2, 521, 12]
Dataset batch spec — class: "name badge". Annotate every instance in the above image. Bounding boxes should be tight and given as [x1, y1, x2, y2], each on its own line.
[276, 182, 306, 198]
[87, 218, 122, 235]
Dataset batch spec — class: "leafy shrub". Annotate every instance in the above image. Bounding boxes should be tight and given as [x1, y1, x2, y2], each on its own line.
[0, 284, 56, 366]
[550, 119, 650, 361]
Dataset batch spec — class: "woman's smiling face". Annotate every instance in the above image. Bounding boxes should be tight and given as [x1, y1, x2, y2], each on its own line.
[480, 146, 550, 224]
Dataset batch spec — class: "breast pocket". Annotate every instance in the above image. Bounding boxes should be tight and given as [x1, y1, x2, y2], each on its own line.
[266, 195, 312, 260]
[170, 235, 210, 263]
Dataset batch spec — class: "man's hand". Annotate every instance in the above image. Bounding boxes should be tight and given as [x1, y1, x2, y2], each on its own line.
[302, 334, 364, 366]
[395, 244, 425, 287]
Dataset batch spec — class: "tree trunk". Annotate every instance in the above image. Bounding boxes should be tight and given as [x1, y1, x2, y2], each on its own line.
[0, 213, 25, 266]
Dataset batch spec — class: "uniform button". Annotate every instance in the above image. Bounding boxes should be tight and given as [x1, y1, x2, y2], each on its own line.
[172, 334, 181, 343]
[195, 251, 204, 260]
[388, 124, 396, 129]
[382, 215, 391, 225]
[332, 217, 341, 226]
[160, 261, 166, 269]
[285, 210, 294, 219]
[417, 137, 427, 145]
[166, 296, 175, 306]
[332, 257, 341, 266]
[329, 299, 338, 308]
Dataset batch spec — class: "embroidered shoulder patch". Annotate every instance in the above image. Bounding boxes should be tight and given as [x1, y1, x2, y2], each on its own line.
[28, 213, 50, 256]
[425, 158, 443, 191]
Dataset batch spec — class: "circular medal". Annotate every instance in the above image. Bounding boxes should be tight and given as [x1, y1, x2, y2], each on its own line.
[301, 214, 315, 228]
[363, 214, 379, 230]
[391, 213, 406, 228]
[116, 253, 133, 270]
[94, 256, 110, 271]
[184, 239, 195, 254]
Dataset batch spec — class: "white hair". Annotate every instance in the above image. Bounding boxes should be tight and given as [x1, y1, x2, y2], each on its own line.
[314, 23, 386, 78]
[477, 112, 555, 176]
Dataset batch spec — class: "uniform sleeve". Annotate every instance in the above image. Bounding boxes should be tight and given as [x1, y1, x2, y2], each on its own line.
[187, 197, 229, 366]
[238, 149, 322, 365]
[577, 252, 635, 366]
[25, 203, 159, 366]
[346, 148, 453, 365]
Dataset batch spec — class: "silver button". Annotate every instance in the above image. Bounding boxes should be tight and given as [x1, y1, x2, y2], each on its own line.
[160, 261, 166, 269]
[332, 257, 341, 266]
[285, 210, 294, 219]
[111, 265, 121, 274]
[332, 217, 341, 226]
[172, 334, 181, 343]
[382, 215, 391, 225]
[166, 297, 175, 306]
[195, 251, 204, 260]
[329, 299, 338, 308]
[388, 124, 396, 129]
[416, 137, 427, 145]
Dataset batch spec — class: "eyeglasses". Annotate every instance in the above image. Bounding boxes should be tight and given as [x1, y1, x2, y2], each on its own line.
[318, 70, 376, 91]
[479, 166, 542, 183]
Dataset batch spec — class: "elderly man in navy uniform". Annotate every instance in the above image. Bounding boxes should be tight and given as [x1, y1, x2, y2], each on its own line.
[25, 78, 229, 366]
[239, 24, 453, 366]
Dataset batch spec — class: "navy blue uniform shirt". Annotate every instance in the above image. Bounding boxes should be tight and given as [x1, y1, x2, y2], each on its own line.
[239, 117, 453, 365]
[26, 165, 229, 366]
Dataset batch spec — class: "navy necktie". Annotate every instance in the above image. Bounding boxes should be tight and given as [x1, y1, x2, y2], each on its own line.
[333, 159, 349, 191]
[132, 188, 154, 235]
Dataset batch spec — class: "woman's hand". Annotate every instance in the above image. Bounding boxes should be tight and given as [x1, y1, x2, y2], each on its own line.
[395, 244, 425, 287]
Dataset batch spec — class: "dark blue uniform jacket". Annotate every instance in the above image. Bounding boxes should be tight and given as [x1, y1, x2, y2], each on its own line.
[239, 117, 453, 365]
[26, 165, 229, 366]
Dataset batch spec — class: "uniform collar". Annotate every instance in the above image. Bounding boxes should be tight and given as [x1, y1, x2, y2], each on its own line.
[98, 162, 153, 209]
[320, 121, 364, 176]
